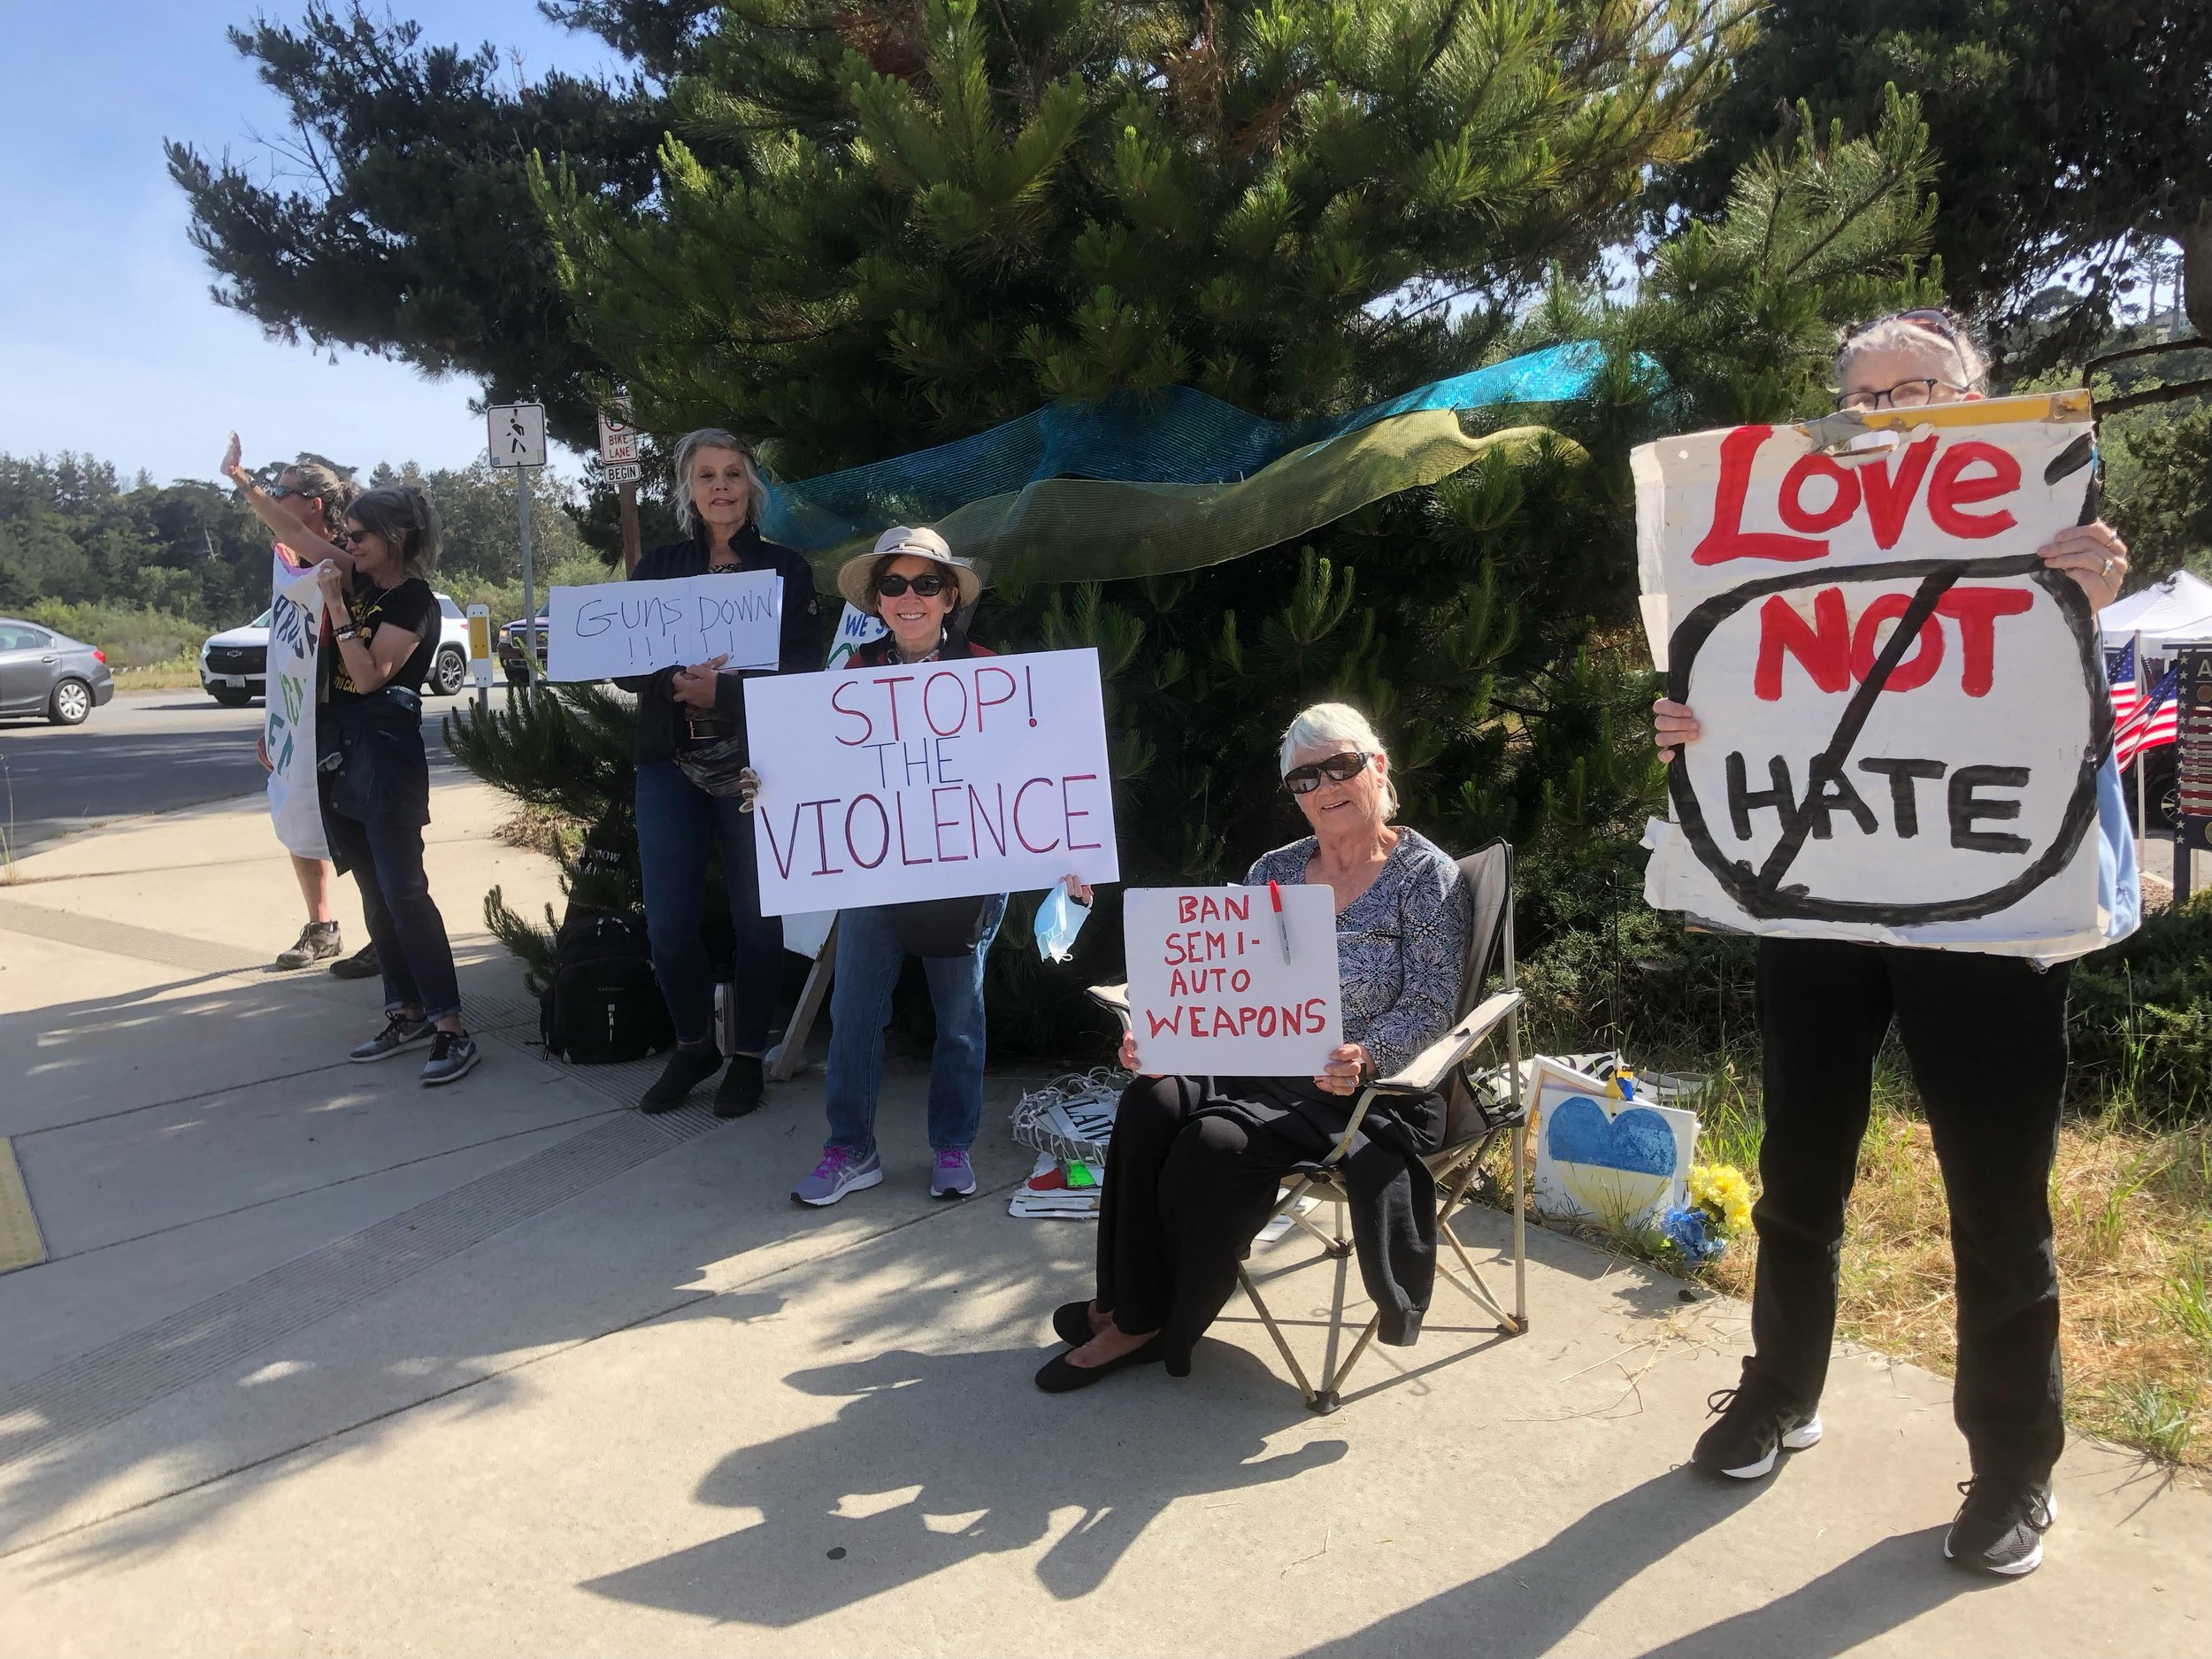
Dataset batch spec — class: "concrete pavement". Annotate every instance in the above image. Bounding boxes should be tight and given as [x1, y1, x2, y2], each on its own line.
[0, 779, 2206, 1655]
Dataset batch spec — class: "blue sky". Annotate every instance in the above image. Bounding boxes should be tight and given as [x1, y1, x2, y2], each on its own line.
[0, 1, 626, 488]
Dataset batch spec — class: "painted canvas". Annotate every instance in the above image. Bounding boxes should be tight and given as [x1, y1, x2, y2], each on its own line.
[1530, 1056, 1698, 1235]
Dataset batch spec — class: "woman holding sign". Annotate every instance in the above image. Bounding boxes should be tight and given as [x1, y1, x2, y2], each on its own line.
[626, 428, 824, 1118]
[1036, 703, 1471, 1392]
[1652, 309, 2134, 1577]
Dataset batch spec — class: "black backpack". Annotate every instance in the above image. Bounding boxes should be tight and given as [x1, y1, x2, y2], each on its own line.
[538, 906, 674, 1064]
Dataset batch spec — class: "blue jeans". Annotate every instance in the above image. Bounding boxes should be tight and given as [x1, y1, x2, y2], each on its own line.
[634, 759, 783, 1049]
[824, 896, 1005, 1156]
[324, 809, 461, 1024]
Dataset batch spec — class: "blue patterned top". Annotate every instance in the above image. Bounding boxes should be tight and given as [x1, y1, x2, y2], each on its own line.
[1244, 828, 1471, 1078]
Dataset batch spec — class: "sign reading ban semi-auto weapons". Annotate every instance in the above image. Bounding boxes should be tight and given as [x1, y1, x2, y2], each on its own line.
[1633, 390, 2112, 956]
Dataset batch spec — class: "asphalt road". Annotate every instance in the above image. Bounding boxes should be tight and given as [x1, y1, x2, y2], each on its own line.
[0, 685, 510, 854]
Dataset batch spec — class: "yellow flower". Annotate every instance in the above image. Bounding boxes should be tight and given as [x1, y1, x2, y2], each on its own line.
[1688, 1164, 1755, 1238]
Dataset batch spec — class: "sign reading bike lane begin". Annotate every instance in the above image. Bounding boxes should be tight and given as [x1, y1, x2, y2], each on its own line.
[1632, 392, 2113, 956]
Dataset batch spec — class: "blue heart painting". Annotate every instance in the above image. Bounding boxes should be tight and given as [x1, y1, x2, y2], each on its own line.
[1544, 1094, 1682, 1229]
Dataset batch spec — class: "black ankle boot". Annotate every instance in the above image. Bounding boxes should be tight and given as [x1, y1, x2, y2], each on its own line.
[714, 1053, 766, 1118]
[641, 1044, 721, 1112]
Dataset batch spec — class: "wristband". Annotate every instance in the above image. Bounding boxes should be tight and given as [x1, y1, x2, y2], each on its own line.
[333, 625, 359, 642]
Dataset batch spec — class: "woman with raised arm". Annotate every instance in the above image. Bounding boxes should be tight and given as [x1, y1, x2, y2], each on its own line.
[626, 429, 824, 1118]
[1034, 703, 1471, 1393]
[1651, 309, 2135, 1577]
[223, 436, 479, 1087]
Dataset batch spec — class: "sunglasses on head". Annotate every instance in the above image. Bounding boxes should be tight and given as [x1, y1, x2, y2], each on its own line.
[1284, 751, 1370, 795]
[876, 572, 950, 597]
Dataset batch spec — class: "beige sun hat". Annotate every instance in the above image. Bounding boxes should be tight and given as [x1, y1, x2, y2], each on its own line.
[835, 525, 984, 612]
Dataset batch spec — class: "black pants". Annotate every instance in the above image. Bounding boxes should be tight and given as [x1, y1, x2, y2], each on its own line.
[1095, 1077, 1314, 1371]
[323, 808, 461, 1024]
[1752, 936, 2069, 1482]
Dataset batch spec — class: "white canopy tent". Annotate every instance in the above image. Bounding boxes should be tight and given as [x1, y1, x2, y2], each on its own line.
[2101, 569, 2212, 657]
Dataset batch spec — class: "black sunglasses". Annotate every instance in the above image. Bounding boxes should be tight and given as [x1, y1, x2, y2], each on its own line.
[1285, 751, 1370, 795]
[876, 572, 950, 597]
[340, 528, 373, 547]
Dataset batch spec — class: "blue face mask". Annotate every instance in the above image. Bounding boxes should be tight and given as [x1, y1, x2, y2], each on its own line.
[1033, 880, 1090, 963]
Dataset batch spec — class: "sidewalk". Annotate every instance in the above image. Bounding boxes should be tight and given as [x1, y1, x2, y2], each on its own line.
[0, 779, 2206, 1656]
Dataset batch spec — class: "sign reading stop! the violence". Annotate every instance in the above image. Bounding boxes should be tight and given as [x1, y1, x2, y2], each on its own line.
[1633, 391, 2114, 956]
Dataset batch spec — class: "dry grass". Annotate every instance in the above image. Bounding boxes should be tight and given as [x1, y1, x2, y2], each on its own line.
[1687, 1078, 2212, 1472]
[112, 656, 206, 691]
[494, 804, 586, 862]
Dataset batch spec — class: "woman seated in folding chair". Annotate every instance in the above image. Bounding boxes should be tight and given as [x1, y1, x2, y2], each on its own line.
[1036, 703, 1472, 1392]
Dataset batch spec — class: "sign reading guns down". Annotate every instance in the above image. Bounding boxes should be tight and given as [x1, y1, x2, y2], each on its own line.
[1634, 392, 2111, 956]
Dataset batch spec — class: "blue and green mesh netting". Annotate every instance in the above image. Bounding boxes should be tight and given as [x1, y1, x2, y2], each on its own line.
[759, 342, 1611, 587]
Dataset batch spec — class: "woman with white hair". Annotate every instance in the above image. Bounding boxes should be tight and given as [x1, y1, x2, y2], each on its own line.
[1035, 703, 1472, 1392]
[1653, 308, 2135, 1576]
[626, 428, 824, 1117]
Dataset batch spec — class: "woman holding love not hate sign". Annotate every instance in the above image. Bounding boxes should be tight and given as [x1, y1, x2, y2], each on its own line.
[737, 525, 1093, 1205]
[1033, 703, 1471, 1394]
[626, 429, 824, 1118]
[1653, 309, 2136, 1578]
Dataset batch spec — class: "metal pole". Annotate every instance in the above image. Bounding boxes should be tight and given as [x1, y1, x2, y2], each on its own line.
[2135, 630, 2147, 872]
[517, 471, 537, 687]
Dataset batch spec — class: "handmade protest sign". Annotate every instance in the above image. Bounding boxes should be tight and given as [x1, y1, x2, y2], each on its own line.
[1634, 391, 2111, 955]
[742, 647, 1119, 916]
[543, 571, 781, 681]
[265, 556, 327, 860]
[825, 603, 889, 669]
[1123, 885, 1343, 1076]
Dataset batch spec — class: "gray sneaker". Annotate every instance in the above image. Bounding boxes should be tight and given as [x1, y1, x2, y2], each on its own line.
[349, 1012, 434, 1063]
[930, 1148, 977, 1199]
[419, 1031, 480, 1087]
[792, 1145, 883, 1208]
[276, 921, 342, 970]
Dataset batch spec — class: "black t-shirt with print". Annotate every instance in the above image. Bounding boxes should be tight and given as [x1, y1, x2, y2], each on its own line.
[327, 575, 439, 703]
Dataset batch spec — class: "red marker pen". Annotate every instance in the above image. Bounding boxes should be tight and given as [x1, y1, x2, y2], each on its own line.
[1268, 879, 1292, 964]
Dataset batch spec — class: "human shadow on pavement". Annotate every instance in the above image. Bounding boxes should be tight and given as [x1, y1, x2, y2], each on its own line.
[1297, 1476, 1979, 1659]
[581, 1343, 1348, 1624]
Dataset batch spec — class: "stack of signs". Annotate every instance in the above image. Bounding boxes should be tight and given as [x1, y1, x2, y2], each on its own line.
[1528, 1056, 1699, 1237]
[1009, 1075, 1120, 1220]
[1633, 392, 2116, 956]
[2177, 647, 2212, 856]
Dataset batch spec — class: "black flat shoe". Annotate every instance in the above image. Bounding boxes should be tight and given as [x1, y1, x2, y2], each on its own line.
[641, 1044, 721, 1112]
[1053, 1301, 1097, 1347]
[1034, 1338, 1163, 1393]
[714, 1053, 766, 1118]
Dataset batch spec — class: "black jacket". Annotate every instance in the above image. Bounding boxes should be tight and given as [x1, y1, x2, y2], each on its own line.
[618, 526, 824, 764]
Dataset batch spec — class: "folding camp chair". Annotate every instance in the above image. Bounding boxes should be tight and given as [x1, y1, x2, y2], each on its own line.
[1090, 841, 1528, 1413]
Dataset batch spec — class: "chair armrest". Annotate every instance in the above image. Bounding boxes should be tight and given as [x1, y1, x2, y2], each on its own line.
[1364, 990, 1525, 1098]
[1087, 982, 1131, 1031]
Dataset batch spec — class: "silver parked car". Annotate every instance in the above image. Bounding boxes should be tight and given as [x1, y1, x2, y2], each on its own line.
[0, 617, 116, 725]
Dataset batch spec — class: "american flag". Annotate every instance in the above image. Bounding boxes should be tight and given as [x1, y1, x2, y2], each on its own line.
[2115, 664, 2181, 770]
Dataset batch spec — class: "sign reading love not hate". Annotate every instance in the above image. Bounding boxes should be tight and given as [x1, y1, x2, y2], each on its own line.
[1632, 392, 2111, 956]
[1123, 885, 1343, 1077]
[742, 647, 1119, 917]
[543, 571, 783, 681]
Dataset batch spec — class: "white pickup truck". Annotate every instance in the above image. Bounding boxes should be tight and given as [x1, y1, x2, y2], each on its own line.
[200, 591, 472, 706]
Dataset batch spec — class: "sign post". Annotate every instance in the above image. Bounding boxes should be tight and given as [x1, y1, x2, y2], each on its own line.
[597, 397, 643, 573]
[466, 602, 494, 716]
[488, 402, 548, 685]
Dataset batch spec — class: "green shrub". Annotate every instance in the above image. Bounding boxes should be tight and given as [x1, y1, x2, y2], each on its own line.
[2071, 894, 2212, 1122]
[16, 599, 210, 668]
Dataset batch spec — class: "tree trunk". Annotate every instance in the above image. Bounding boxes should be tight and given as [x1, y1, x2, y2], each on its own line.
[2180, 202, 2212, 340]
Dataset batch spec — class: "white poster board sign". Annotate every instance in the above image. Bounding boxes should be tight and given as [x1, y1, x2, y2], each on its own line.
[265, 555, 327, 860]
[543, 570, 782, 680]
[826, 602, 889, 669]
[1632, 392, 2111, 956]
[742, 647, 1119, 916]
[1529, 1056, 1696, 1235]
[1123, 886, 1343, 1076]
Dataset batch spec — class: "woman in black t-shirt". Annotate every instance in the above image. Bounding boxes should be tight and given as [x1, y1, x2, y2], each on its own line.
[225, 450, 480, 1088]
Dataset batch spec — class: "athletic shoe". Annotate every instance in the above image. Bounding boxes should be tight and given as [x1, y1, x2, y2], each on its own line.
[714, 1053, 766, 1119]
[1946, 1477, 2056, 1576]
[1691, 1377, 1824, 1479]
[419, 1031, 480, 1087]
[328, 941, 380, 979]
[930, 1148, 978, 1198]
[349, 1012, 434, 1063]
[792, 1146, 883, 1207]
[641, 1044, 721, 1113]
[275, 921, 342, 970]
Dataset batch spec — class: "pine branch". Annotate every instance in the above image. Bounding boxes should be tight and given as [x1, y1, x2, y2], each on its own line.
[2097, 379, 2212, 416]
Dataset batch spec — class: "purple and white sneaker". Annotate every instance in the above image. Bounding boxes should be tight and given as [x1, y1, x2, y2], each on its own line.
[792, 1145, 883, 1208]
[930, 1148, 977, 1199]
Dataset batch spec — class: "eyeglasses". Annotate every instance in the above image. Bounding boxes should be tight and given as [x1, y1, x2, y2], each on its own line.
[1284, 752, 1371, 795]
[340, 528, 373, 547]
[268, 484, 305, 500]
[1836, 378, 1970, 411]
[875, 572, 950, 597]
